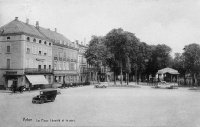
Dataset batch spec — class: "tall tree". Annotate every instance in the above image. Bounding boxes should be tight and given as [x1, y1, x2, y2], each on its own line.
[147, 44, 172, 77]
[183, 43, 200, 86]
[84, 36, 108, 82]
[172, 53, 186, 85]
[104, 28, 126, 85]
[104, 28, 140, 85]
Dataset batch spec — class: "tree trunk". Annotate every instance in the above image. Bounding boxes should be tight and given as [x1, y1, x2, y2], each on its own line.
[114, 71, 116, 85]
[183, 74, 186, 86]
[126, 73, 127, 85]
[139, 72, 141, 83]
[120, 62, 123, 85]
[126, 73, 129, 85]
[194, 73, 198, 87]
[135, 67, 138, 85]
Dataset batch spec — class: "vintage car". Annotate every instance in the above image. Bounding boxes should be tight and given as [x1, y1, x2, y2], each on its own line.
[156, 81, 178, 89]
[32, 89, 57, 104]
[94, 82, 108, 88]
[10, 85, 26, 93]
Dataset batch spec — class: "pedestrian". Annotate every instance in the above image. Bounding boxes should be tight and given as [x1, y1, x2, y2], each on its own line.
[29, 83, 31, 92]
[13, 83, 17, 93]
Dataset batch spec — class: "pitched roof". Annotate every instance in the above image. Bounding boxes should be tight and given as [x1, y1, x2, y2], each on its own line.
[38, 27, 71, 43]
[0, 19, 45, 39]
[157, 67, 179, 75]
[0, 18, 71, 44]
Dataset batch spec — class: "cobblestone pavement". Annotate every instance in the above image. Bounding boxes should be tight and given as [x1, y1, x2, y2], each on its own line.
[0, 84, 200, 127]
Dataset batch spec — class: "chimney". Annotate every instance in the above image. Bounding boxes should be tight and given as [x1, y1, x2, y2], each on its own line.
[15, 17, 18, 21]
[36, 21, 39, 29]
[55, 28, 57, 32]
[26, 18, 29, 24]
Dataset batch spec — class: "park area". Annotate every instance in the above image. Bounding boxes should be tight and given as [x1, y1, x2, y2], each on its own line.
[0, 83, 200, 127]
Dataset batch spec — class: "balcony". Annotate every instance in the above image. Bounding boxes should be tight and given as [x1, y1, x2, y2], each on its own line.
[25, 68, 53, 74]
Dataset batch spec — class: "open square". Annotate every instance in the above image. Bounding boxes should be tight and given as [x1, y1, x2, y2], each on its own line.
[1, 85, 200, 127]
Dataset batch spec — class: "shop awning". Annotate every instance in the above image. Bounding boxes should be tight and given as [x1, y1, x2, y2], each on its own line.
[26, 75, 49, 85]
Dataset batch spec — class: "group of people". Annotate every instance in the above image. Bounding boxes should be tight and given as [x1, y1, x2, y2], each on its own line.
[11, 84, 26, 93]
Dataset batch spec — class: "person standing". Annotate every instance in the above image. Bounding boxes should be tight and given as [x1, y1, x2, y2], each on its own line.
[13, 81, 17, 93]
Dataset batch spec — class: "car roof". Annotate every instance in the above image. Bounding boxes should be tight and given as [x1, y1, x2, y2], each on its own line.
[40, 89, 57, 92]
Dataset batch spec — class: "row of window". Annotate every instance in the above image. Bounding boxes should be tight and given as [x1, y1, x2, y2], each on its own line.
[26, 36, 52, 46]
[55, 75, 78, 83]
[55, 50, 77, 60]
[6, 36, 51, 46]
[38, 65, 51, 69]
[78, 56, 87, 64]
[26, 46, 52, 56]
[54, 61, 76, 71]
[6, 58, 52, 70]
[25, 58, 52, 68]
[5, 36, 79, 50]
[56, 40, 77, 48]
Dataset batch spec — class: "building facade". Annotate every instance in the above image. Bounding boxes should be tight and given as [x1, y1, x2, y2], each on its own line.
[78, 43, 88, 83]
[0, 17, 80, 89]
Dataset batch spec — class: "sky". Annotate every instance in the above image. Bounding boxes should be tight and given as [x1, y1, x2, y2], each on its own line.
[0, 0, 200, 55]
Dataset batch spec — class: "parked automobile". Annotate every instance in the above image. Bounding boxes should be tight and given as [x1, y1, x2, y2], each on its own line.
[94, 82, 108, 88]
[10, 85, 26, 93]
[32, 89, 57, 104]
[156, 81, 178, 89]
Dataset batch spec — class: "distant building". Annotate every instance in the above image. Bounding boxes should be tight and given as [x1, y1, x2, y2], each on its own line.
[0, 17, 79, 89]
[78, 42, 88, 83]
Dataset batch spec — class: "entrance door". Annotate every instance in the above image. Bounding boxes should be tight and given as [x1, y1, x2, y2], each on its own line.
[8, 80, 13, 88]
[13, 80, 18, 87]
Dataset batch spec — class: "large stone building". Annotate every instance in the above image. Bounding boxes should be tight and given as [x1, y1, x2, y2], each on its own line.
[0, 17, 79, 89]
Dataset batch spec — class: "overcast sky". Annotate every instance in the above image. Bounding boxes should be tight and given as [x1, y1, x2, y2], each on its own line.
[0, 0, 200, 55]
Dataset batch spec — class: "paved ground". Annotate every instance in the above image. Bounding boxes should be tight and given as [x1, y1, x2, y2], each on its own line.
[0, 83, 200, 127]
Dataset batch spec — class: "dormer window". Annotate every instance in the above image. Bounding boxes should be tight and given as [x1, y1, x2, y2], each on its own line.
[39, 40, 42, 44]
[7, 37, 10, 40]
[27, 37, 30, 41]
[44, 41, 47, 45]
[49, 43, 51, 46]
[33, 38, 36, 42]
